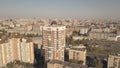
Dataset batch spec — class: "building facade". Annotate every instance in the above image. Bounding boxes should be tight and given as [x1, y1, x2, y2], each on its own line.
[79, 26, 90, 35]
[89, 32, 115, 40]
[0, 34, 34, 67]
[69, 45, 86, 65]
[107, 54, 120, 68]
[42, 22, 66, 61]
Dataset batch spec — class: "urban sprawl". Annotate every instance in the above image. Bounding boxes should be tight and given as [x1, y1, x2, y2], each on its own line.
[0, 19, 120, 68]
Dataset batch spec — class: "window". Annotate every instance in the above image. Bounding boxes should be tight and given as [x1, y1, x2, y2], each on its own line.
[113, 58, 118, 67]
[73, 51, 75, 59]
[48, 31, 51, 35]
[48, 48, 52, 51]
[48, 53, 51, 58]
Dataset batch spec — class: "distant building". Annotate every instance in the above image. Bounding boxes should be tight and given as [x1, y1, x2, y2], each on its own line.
[104, 28, 111, 33]
[15, 23, 21, 27]
[91, 28, 103, 32]
[26, 24, 33, 31]
[107, 36, 116, 41]
[72, 26, 90, 35]
[89, 32, 115, 40]
[107, 54, 120, 68]
[68, 45, 86, 65]
[116, 30, 120, 35]
[42, 21, 66, 61]
[0, 34, 34, 67]
[91, 27, 110, 33]
[47, 60, 86, 68]
[79, 26, 90, 35]
[66, 26, 73, 37]
[32, 23, 41, 32]
[115, 35, 120, 41]
[73, 35, 89, 40]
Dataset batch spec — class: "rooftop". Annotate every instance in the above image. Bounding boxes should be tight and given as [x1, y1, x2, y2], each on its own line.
[48, 60, 85, 68]
[109, 53, 120, 57]
[0, 33, 32, 44]
[45, 21, 65, 27]
[69, 45, 86, 51]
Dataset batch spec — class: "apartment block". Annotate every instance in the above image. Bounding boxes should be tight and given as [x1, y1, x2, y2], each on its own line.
[107, 54, 120, 68]
[42, 21, 66, 61]
[0, 34, 34, 67]
[89, 31, 115, 40]
[69, 45, 86, 65]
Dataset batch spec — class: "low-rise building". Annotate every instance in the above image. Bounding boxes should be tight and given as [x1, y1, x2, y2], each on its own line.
[73, 35, 90, 40]
[89, 31, 115, 40]
[79, 26, 90, 35]
[68, 45, 86, 65]
[107, 36, 116, 41]
[107, 54, 120, 68]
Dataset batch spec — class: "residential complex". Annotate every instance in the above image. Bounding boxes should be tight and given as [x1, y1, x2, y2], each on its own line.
[0, 18, 120, 68]
[0, 34, 34, 67]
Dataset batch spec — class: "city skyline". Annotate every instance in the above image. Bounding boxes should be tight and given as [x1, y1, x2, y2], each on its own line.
[0, 0, 120, 19]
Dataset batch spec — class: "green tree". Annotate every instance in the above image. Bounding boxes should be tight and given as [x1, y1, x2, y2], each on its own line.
[92, 58, 103, 68]
[4, 60, 34, 68]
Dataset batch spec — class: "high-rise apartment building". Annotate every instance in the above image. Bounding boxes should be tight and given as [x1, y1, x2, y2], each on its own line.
[42, 21, 66, 61]
[0, 34, 34, 67]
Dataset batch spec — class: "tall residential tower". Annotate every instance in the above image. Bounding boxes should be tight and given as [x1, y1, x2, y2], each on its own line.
[42, 21, 66, 61]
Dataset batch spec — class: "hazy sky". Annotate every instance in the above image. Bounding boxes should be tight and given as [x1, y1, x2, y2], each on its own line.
[0, 0, 120, 19]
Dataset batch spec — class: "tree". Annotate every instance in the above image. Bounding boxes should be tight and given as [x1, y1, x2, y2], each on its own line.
[92, 57, 103, 68]
[95, 60, 103, 68]
[66, 35, 73, 46]
[3, 60, 34, 68]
